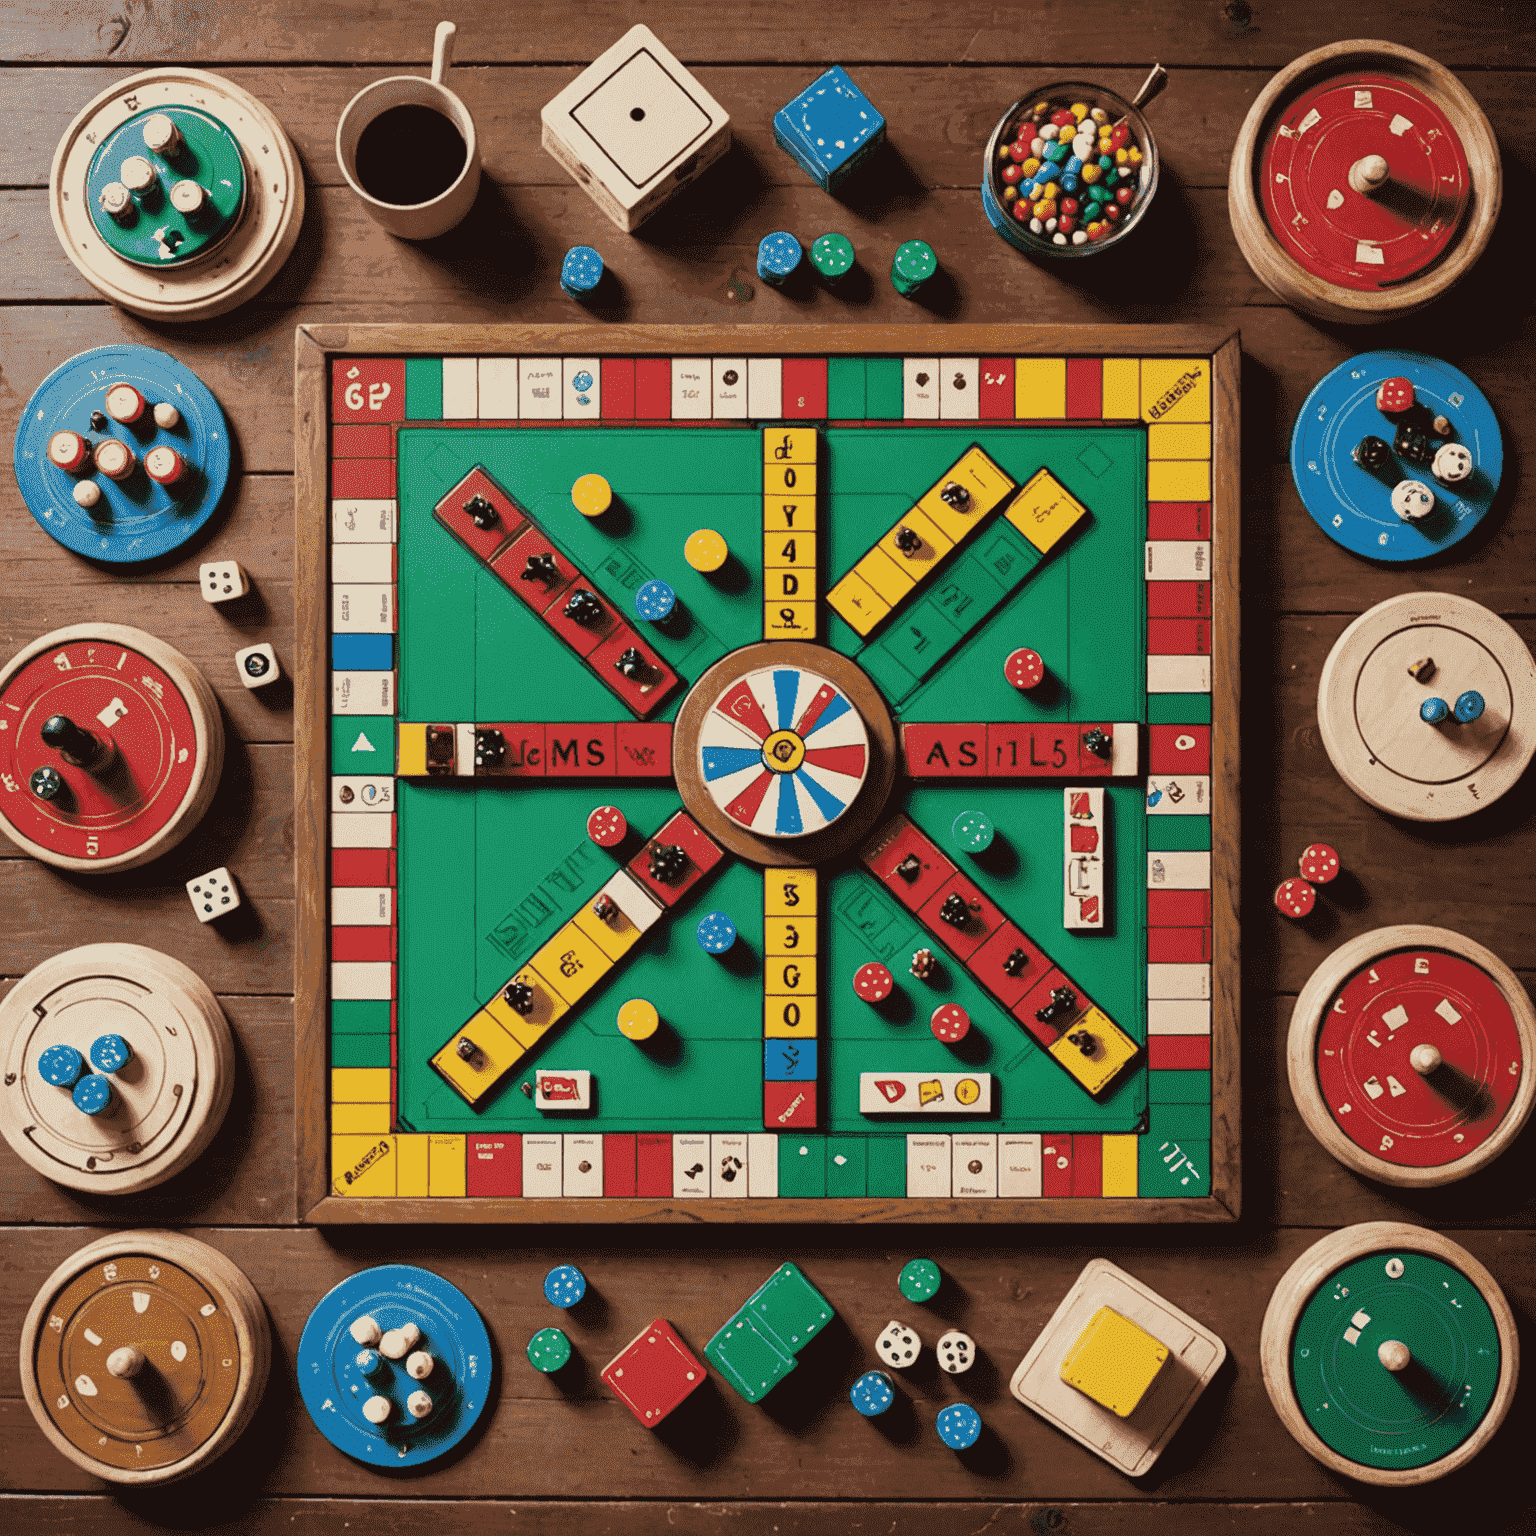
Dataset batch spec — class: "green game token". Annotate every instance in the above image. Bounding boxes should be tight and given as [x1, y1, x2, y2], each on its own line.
[891, 239, 937, 296]
[952, 811, 995, 853]
[898, 1257, 941, 1303]
[527, 1325, 573, 1374]
[810, 232, 855, 283]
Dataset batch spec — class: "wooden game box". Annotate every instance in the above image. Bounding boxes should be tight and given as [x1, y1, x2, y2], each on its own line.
[294, 323, 1240, 1225]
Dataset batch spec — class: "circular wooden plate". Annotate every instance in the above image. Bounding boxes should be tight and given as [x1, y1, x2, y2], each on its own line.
[0, 623, 224, 871]
[1261, 1222, 1517, 1484]
[1317, 592, 1536, 821]
[1288, 925, 1536, 1187]
[19, 1229, 270, 1485]
[0, 944, 234, 1193]
[1229, 41, 1501, 323]
[50, 68, 304, 321]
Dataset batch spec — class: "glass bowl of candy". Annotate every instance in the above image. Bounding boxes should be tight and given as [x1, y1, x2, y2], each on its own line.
[982, 79, 1162, 258]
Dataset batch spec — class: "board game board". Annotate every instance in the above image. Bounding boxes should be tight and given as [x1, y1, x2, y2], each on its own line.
[295, 324, 1240, 1224]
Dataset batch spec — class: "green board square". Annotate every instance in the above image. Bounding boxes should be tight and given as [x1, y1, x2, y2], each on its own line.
[1150, 1069, 1212, 1105]
[1138, 1135, 1211, 1197]
[880, 598, 963, 681]
[746, 1261, 835, 1354]
[1147, 816, 1212, 851]
[857, 641, 919, 700]
[824, 1137, 867, 1197]
[828, 356, 866, 419]
[1149, 693, 1212, 725]
[972, 518, 1041, 586]
[778, 1136, 827, 1197]
[332, 716, 396, 773]
[866, 1136, 907, 1197]
[928, 552, 1006, 633]
[333, 1000, 391, 1035]
[704, 1314, 797, 1403]
[332, 1033, 392, 1068]
[1149, 1100, 1211, 1140]
[866, 357, 903, 419]
[405, 357, 443, 420]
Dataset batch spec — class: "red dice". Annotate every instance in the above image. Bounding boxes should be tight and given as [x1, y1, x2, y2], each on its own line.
[1298, 842, 1340, 884]
[1274, 878, 1316, 919]
[1005, 647, 1045, 691]
[587, 804, 627, 848]
[853, 962, 894, 1003]
[931, 1003, 971, 1043]
[1376, 377, 1415, 415]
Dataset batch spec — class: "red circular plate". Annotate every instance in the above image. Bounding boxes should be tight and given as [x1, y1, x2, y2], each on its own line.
[0, 636, 200, 864]
[1316, 948, 1523, 1169]
[1260, 72, 1469, 291]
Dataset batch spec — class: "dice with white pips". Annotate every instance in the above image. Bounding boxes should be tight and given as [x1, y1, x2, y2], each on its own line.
[1390, 480, 1435, 522]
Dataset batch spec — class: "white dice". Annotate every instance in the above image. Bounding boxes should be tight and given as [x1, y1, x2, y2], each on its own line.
[1391, 479, 1435, 523]
[200, 561, 248, 603]
[936, 1329, 975, 1375]
[1432, 442, 1473, 486]
[875, 1320, 922, 1370]
[235, 642, 280, 689]
[187, 867, 240, 923]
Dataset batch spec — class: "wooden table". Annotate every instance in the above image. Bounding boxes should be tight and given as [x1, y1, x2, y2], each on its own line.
[2, 4, 1533, 1530]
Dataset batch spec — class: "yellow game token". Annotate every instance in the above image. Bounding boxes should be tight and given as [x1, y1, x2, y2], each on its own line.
[571, 473, 612, 518]
[685, 528, 728, 573]
[617, 998, 659, 1041]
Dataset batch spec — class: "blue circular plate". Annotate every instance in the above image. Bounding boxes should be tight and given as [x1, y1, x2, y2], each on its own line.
[298, 1264, 493, 1468]
[14, 344, 231, 564]
[1291, 351, 1501, 563]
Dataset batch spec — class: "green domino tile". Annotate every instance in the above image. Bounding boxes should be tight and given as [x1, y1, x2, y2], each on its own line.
[866, 1136, 907, 1197]
[405, 356, 443, 420]
[866, 357, 904, 419]
[1150, 1069, 1213, 1105]
[1147, 816, 1211, 851]
[332, 715, 396, 772]
[827, 356, 866, 419]
[745, 1261, 835, 1354]
[1138, 1136, 1210, 1197]
[331, 1033, 392, 1068]
[1147, 1100, 1210, 1140]
[332, 1000, 391, 1035]
[778, 1136, 828, 1197]
[705, 1313, 798, 1403]
[825, 1136, 867, 1197]
[1148, 692, 1212, 725]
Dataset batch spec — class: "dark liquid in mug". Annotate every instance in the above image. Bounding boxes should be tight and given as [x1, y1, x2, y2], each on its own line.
[354, 103, 467, 206]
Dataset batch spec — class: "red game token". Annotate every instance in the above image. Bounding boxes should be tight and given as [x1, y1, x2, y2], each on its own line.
[1004, 647, 1045, 691]
[930, 1003, 971, 1043]
[853, 962, 894, 1003]
[1274, 878, 1316, 919]
[1376, 377, 1415, 415]
[587, 805, 627, 848]
[1298, 843, 1340, 884]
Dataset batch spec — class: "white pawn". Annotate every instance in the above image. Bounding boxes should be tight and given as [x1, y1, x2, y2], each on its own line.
[1432, 442, 1473, 486]
[379, 1321, 421, 1360]
[406, 1350, 434, 1381]
[936, 1329, 976, 1375]
[1391, 479, 1435, 522]
[153, 401, 181, 430]
[73, 480, 102, 509]
[349, 1315, 382, 1347]
[875, 1319, 922, 1370]
[362, 1395, 392, 1424]
[406, 1389, 433, 1419]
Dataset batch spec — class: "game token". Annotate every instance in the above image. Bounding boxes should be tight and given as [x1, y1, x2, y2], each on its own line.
[600, 1316, 706, 1428]
[617, 998, 660, 1041]
[1297, 843, 1339, 884]
[1274, 877, 1316, 919]
[543, 1264, 587, 1308]
[937, 1329, 976, 1374]
[809, 232, 856, 283]
[1432, 442, 1473, 486]
[936, 1402, 982, 1450]
[930, 1004, 971, 1044]
[587, 805, 628, 848]
[72, 1074, 115, 1115]
[1376, 377, 1415, 415]
[298, 1264, 493, 1468]
[850, 1369, 895, 1417]
[38, 1042, 85, 1088]
[852, 962, 894, 1003]
[1004, 646, 1045, 690]
[952, 810, 995, 853]
[1418, 696, 1449, 725]
[773, 67, 886, 193]
[571, 472, 612, 518]
[1390, 480, 1434, 522]
[910, 948, 937, 981]
[89, 1033, 133, 1073]
[897, 1258, 941, 1303]
[559, 245, 604, 299]
[697, 910, 738, 954]
[875, 1319, 922, 1368]
[1455, 689, 1485, 723]
[685, 528, 728, 573]
[527, 1327, 573, 1373]
[890, 239, 937, 297]
[757, 231, 803, 285]
[635, 578, 676, 622]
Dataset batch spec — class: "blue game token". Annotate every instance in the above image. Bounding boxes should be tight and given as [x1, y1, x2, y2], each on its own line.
[697, 911, 737, 954]
[1420, 697, 1450, 725]
[89, 1033, 133, 1073]
[72, 1073, 115, 1116]
[38, 1043, 85, 1088]
[1291, 352, 1502, 563]
[756, 232, 803, 285]
[560, 245, 604, 299]
[13, 344, 231, 564]
[298, 1264, 493, 1468]
[543, 1263, 587, 1308]
[936, 1401, 982, 1450]
[1455, 690, 1486, 724]
[635, 579, 676, 623]
[850, 1369, 895, 1417]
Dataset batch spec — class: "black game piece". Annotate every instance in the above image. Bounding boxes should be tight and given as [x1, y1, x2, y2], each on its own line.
[464, 494, 499, 529]
[90, 410, 108, 431]
[29, 766, 63, 801]
[456, 1037, 478, 1062]
[1036, 985, 1078, 1025]
[894, 854, 923, 882]
[564, 589, 603, 625]
[893, 525, 922, 555]
[1352, 435, 1392, 473]
[648, 842, 689, 883]
[591, 893, 619, 922]
[521, 551, 559, 583]
[1066, 1030, 1096, 1056]
[939, 481, 970, 510]
[910, 947, 937, 980]
[475, 729, 506, 769]
[426, 725, 454, 775]
[501, 980, 535, 1016]
[613, 646, 646, 679]
[938, 892, 971, 928]
[1002, 946, 1027, 976]
[41, 713, 104, 768]
[1082, 728, 1111, 758]
[1393, 423, 1434, 467]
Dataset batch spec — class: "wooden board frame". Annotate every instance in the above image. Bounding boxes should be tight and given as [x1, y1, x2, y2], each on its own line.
[294, 323, 1241, 1226]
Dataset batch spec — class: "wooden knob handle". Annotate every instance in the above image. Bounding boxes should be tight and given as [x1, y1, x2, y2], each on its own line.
[1377, 1339, 1411, 1373]
[1410, 1043, 1443, 1076]
[106, 1345, 145, 1379]
[1349, 154, 1390, 195]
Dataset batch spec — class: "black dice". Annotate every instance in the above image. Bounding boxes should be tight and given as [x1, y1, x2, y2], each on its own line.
[464, 494, 498, 529]
[1082, 728, 1111, 758]
[1002, 946, 1027, 976]
[475, 729, 506, 769]
[1353, 435, 1392, 473]
[648, 842, 688, 883]
[564, 589, 603, 625]
[501, 980, 535, 1016]
[1393, 424, 1435, 467]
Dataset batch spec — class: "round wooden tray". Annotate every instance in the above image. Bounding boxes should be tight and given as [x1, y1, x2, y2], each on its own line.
[1229, 40, 1501, 324]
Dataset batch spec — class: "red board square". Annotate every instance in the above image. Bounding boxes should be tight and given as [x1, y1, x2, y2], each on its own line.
[332, 848, 394, 885]
[1065, 358, 1102, 420]
[1041, 1136, 1073, 1196]
[918, 873, 1004, 961]
[859, 815, 956, 913]
[591, 626, 679, 719]
[764, 1079, 817, 1129]
[1013, 965, 1079, 1047]
[1147, 889, 1212, 927]
[1146, 502, 1211, 540]
[539, 578, 622, 659]
[602, 358, 636, 419]
[1147, 581, 1211, 619]
[1149, 724, 1211, 774]
[967, 921, 1045, 1010]
[616, 722, 674, 777]
[902, 723, 985, 778]
[332, 926, 394, 962]
[626, 811, 723, 908]
[603, 1133, 638, 1196]
[466, 1135, 522, 1196]
[1148, 926, 1213, 963]
[331, 459, 396, 499]
[635, 359, 671, 419]
[782, 358, 828, 418]
[636, 1133, 672, 1196]
[435, 466, 528, 563]
[1148, 618, 1211, 655]
[544, 723, 618, 777]
[1071, 1133, 1102, 1196]
[979, 358, 1014, 419]
[1150, 1037, 1211, 1071]
[332, 359, 405, 423]
[488, 525, 580, 609]
[601, 1317, 707, 1427]
[477, 723, 546, 777]
[332, 422, 394, 457]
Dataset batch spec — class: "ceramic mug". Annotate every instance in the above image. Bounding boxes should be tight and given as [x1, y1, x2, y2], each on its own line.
[336, 21, 481, 240]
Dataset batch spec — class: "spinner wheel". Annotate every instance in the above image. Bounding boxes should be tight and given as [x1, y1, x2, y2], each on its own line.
[0, 944, 234, 1193]
[1317, 592, 1536, 822]
[19, 1229, 270, 1486]
[0, 623, 224, 871]
[1291, 352, 1501, 562]
[1288, 926, 1536, 1187]
[50, 68, 304, 321]
[298, 1264, 493, 1467]
[14, 345, 232, 563]
[1229, 40, 1500, 324]
[1261, 1222, 1517, 1484]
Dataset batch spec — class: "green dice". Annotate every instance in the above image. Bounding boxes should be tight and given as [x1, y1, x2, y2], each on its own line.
[526, 1326, 572, 1374]
[891, 239, 937, 297]
[810, 232, 856, 284]
[898, 1257, 942, 1303]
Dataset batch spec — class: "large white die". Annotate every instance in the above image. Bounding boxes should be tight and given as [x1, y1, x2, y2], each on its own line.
[936, 1329, 976, 1375]
[235, 642, 280, 690]
[540, 25, 731, 232]
[199, 561, 249, 604]
[875, 1320, 922, 1370]
[187, 867, 240, 923]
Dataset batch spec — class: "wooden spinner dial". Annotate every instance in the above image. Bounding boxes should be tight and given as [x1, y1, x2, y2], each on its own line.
[1317, 593, 1536, 823]
[0, 944, 234, 1193]
[0, 623, 224, 871]
[1262, 1223, 1517, 1484]
[19, 1230, 270, 1485]
[1229, 41, 1501, 323]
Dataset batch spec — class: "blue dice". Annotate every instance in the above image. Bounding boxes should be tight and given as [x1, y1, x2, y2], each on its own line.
[89, 1033, 133, 1073]
[38, 1043, 85, 1088]
[850, 1369, 895, 1417]
[1420, 697, 1450, 724]
[697, 910, 737, 954]
[773, 66, 886, 192]
[756, 231, 803, 285]
[1455, 689, 1486, 723]
[72, 1073, 115, 1116]
[560, 245, 604, 300]
[543, 1263, 587, 1308]
[936, 1401, 982, 1450]
[635, 579, 677, 623]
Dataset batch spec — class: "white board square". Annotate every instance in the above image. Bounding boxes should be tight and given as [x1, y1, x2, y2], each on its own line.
[563, 1134, 603, 1196]
[331, 886, 392, 926]
[672, 358, 710, 419]
[332, 813, 394, 849]
[906, 1134, 950, 1197]
[523, 1134, 562, 1196]
[478, 358, 519, 418]
[332, 500, 397, 542]
[442, 357, 477, 419]
[747, 1133, 779, 1196]
[711, 1133, 748, 1196]
[953, 1133, 997, 1197]
[673, 1133, 709, 1197]
[939, 359, 980, 420]
[903, 358, 939, 419]
[332, 545, 395, 584]
[332, 670, 396, 715]
[564, 358, 601, 419]
[520, 359, 562, 419]
[999, 1134, 1043, 1197]
[713, 358, 748, 418]
[748, 358, 782, 418]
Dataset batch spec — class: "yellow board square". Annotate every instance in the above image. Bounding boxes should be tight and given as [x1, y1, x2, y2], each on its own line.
[1060, 1305, 1169, 1417]
[764, 868, 818, 916]
[855, 545, 918, 607]
[765, 954, 818, 996]
[915, 446, 1017, 543]
[1141, 358, 1210, 424]
[429, 1009, 526, 1105]
[1147, 460, 1212, 501]
[396, 1133, 430, 1197]
[397, 722, 427, 777]
[573, 899, 643, 963]
[428, 1134, 467, 1197]
[764, 915, 817, 956]
[765, 995, 818, 1037]
[765, 567, 814, 605]
[764, 461, 816, 497]
[529, 923, 614, 1008]
[1005, 468, 1089, 555]
[1101, 358, 1140, 420]
[764, 426, 818, 463]
[333, 1102, 392, 1134]
[332, 1134, 397, 1197]
[485, 970, 569, 1044]
[827, 569, 891, 636]
[1047, 1007, 1139, 1096]
[1015, 357, 1067, 419]
[764, 529, 816, 570]
[764, 601, 818, 640]
[1102, 1134, 1139, 1197]
[764, 495, 817, 532]
[332, 1067, 391, 1103]
[876, 505, 953, 569]
[1147, 423, 1212, 461]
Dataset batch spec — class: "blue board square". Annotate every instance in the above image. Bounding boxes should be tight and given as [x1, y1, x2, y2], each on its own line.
[333, 633, 394, 671]
[773, 66, 885, 192]
[764, 1037, 817, 1082]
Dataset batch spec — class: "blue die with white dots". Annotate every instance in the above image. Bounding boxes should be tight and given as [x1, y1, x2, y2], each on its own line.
[697, 910, 737, 954]
[850, 1369, 895, 1417]
[560, 246, 604, 299]
[773, 66, 886, 192]
[543, 1264, 587, 1308]
[90, 1033, 133, 1073]
[72, 1073, 115, 1116]
[38, 1043, 85, 1088]
[635, 579, 676, 623]
[936, 1401, 982, 1449]
[756, 232, 803, 285]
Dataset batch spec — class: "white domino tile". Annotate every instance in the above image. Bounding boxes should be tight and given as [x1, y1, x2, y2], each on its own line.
[672, 358, 710, 419]
[1111, 723, 1139, 776]
[1149, 999, 1212, 1035]
[332, 544, 396, 584]
[331, 887, 392, 926]
[454, 723, 476, 777]
[522, 1133, 562, 1196]
[333, 670, 396, 715]
[564, 358, 601, 419]
[711, 1133, 749, 1196]
[601, 870, 664, 932]
[906, 1134, 951, 1197]
[563, 1134, 604, 1197]
[953, 1133, 998, 1197]
[747, 1133, 779, 1196]
[478, 357, 520, 418]
[1148, 851, 1211, 889]
[747, 358, 783, 418]
[1065, 786, 1105, 932]
[442, 356, 478, 419]
[1148, 655, 1212, 694]
[1145, 541, 1211, 581]
[713, 358, 748, 418]
[673, 1133, 710, 1197]
[332, 813, 395, 848]
[902, 358, 939, 419]
[520, 359, 562, 419]
[999, 1134, 1043, 1198]
[1145, 775, 1211, 814]
[939, 359, 980, 420]
[332, 584, 397, 634]
[331, 776, 396, 813]
[332, 500, 398, 542]
[1149, 963, 1213, 1000]
[331, 961, 393, 1000]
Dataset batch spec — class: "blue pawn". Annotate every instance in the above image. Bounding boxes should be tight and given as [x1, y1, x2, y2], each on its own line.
[1420, 697, 1450, 725]
[560, 245, 604, 300]
[90, 1033, 132, 1074]
[72, 1073, 115, 1116]
[696, 911, 737, 955]
[936, 1401, 982, 1450]
[1455, 690, 1485, 724]
[38, 1043, 85, 1088]
[757, 231, 803, 286]
[850, 1370, 894, 1417]
[543, 1263, 587, 1308]
[635, 579, 676, 623]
